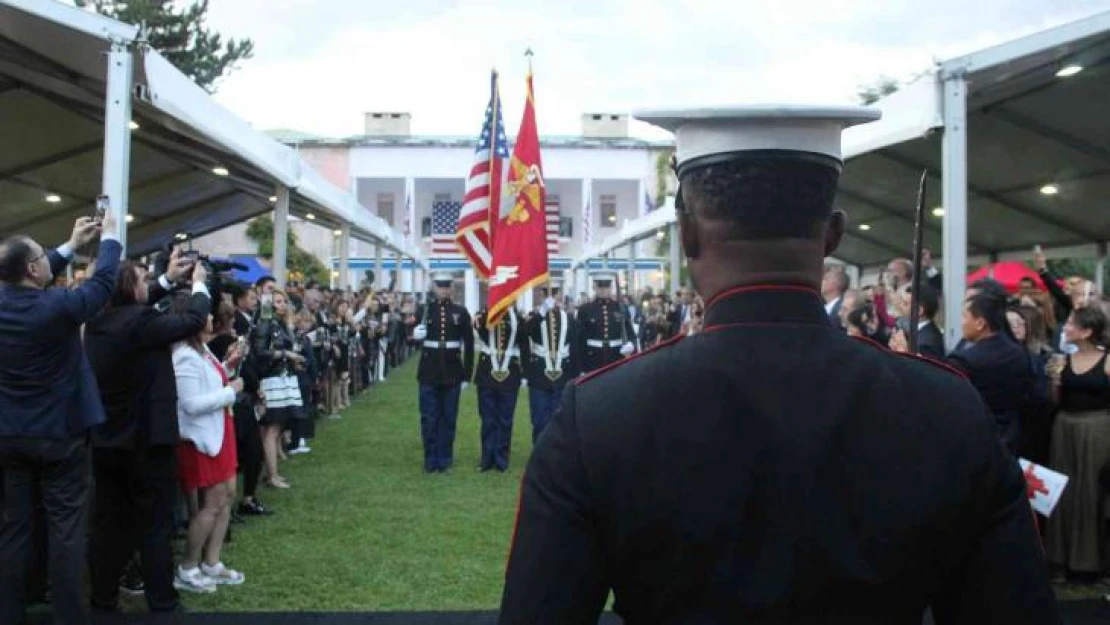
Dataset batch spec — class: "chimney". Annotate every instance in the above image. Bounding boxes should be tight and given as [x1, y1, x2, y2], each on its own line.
[363, 112, 411, 136]
[581, 113, 628, 139]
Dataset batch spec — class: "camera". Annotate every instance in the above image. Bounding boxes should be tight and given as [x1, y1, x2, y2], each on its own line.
[154, 241, 248, 314]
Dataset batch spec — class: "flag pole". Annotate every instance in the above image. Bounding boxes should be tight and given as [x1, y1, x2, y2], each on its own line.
[485, 68, 500, 313]
[525, 47, 547, 299]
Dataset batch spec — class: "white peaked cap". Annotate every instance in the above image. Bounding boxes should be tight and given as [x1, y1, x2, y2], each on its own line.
[430, 271, 454, 283]
[633, 105, 881, 175]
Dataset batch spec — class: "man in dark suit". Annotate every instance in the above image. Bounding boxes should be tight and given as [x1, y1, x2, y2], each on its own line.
[84, 251, 211, 614]
[947, 291, 1034, 455]
[0, 215, 120, 625]
[501, 106, 1056, 624]
[822, 265, 849, 331]
[890, 284, 946, 361]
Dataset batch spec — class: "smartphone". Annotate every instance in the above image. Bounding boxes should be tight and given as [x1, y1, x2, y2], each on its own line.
[94, 195, 109, 222]
[259, 293, 274, 321]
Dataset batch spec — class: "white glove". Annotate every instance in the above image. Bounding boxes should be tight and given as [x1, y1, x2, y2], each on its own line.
[620, 343, 635, 356]
[521, 379, 528, 388]
[413, 324, 427, 341]
[461, 381, 469, 391]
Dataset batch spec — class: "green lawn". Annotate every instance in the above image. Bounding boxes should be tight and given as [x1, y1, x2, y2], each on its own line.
[181, 358, 532, 611]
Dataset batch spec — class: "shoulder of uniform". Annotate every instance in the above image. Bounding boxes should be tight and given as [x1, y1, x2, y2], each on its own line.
[849, 335, 967, 380]
[576, 332, 687, 386]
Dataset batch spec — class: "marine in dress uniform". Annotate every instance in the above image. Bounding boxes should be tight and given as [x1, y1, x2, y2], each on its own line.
[524, 281, 579, 444]
[574, 271, 636, 375]
[500, 106, 1058, 624]
[473, 306, 529, 472]
[412, 272, 474, 473]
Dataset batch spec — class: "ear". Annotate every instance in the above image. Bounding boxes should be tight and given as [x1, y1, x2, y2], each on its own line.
[678, 207, 699, 261]
[824, 210, 846, 257]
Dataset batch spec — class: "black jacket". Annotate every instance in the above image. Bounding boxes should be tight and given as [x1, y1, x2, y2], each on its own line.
[502, 286, 1056, 625]
[524, 308, 579, 390]
[947, 333, 1033, 436]
[416, 300, 474, 386]
[473, 308, 529, 391]
[85, 288, 210, 448]
[575, 298, 636, 374]
[917, 320, 946, 361]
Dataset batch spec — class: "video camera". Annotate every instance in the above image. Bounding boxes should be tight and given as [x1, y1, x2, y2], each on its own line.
[153, 242, 249, 314]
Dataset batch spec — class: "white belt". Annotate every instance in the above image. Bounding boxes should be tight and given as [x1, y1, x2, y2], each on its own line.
[531, 344, 570, 359]
[424, 340, 461, 349]
[586, 339, 623, 348]
[480, 346, 520, 357]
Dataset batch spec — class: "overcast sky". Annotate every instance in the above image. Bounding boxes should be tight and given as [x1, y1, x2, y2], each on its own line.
[203, 0, 1109, 140]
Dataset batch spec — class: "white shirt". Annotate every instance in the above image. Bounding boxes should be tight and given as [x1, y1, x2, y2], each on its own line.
[824, 296, 842, 316]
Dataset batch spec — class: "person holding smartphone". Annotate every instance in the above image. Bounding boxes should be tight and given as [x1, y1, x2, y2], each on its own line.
[250, 290, 304, 489]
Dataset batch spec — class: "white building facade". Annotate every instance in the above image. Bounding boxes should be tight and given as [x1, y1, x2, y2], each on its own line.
[312, 112, 675, 310]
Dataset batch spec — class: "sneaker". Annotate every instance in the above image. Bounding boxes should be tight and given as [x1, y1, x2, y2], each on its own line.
[174, 566, 216, 594]
[238, 499, 273, 516]
[119, 563, 145, 596]
[289, 439, 311, 455]
[201, 562, 245, 586]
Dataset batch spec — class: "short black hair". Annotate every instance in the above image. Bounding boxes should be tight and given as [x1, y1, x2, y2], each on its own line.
[680, 155, 839, 240]
[966, 291, 1007, 332]
[846, 302, 874, 334]
[0, 235, 34, 285]
[910, 284, 939, 320]
[255, 276, 276, 289]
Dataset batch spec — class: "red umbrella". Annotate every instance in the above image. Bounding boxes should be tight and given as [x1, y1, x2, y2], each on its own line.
[966, 261, 1046, 294]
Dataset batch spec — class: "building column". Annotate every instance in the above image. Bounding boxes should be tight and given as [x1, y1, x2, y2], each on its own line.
[1097, 243, 1107, 294]
[102, 39, 134, 257]
[941, 71, 968, 352]
[668, 221, 680, 296]
[464, 268, 480, 314]
[629, 240, 638, 295]
[273, 185, 290, 286]
[338, 224, 351, 290]
[374, 243, 383, 291]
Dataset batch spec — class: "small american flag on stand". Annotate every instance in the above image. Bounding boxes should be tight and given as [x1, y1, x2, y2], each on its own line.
[431, 199, 462, 255]
[545, 197, 560, 257]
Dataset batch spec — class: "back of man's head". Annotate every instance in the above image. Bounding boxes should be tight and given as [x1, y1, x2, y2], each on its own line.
[0, 235, 34, 285]
[912, 284, 940, 320]
[681, 158, 839, 242]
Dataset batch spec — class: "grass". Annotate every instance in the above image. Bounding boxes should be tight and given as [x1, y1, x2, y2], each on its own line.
[179, 357, 532, 612]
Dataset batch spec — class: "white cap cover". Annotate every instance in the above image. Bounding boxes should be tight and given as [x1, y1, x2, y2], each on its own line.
[633, 104, 880, 175]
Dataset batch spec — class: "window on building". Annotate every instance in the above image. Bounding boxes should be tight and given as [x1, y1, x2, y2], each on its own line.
[377, 193, 395, 226]
[600, 194, 618, 228]
[559, 216, 574, 238]
[421, 217, 432, 237]
[592, 114, 602, 121]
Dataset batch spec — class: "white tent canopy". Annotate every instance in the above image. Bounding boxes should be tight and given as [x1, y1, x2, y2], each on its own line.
[0, 0, 422, 269]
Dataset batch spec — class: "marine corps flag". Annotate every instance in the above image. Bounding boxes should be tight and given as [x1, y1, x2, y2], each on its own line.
[486, 69, 548, 328]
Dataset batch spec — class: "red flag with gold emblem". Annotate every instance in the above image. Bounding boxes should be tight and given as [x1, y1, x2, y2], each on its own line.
[486, 70, 548, 328]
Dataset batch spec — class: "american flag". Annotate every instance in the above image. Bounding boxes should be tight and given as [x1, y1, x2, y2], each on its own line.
[545, 196, 560, 256]
[431, 199, 462, 255]
[455, 71, 509, 278]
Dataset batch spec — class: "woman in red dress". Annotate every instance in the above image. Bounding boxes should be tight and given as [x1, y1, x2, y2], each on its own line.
[170, 294, 246, 593]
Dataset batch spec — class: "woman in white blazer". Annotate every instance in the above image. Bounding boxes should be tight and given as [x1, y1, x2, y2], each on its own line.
[171, 295, 246, 593]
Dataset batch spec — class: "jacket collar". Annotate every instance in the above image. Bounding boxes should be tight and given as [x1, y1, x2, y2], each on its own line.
[702, 284, 830, 330]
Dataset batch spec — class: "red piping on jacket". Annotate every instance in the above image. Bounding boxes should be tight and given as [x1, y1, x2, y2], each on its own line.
[575, 332, 687, 386]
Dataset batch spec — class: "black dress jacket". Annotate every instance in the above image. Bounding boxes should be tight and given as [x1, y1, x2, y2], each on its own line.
[502, 285, 1057, 625]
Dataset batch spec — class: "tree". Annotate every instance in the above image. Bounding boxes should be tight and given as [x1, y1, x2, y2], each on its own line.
[245, 215, 328, 284]
[652, 149, 689, 290]
[74, 0, 253, 92]
[857, 75, 900, 105]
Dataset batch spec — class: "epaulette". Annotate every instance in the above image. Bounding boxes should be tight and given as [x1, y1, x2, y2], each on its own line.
[849, 334, 968, 380]
[575, 332, 687, 386]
